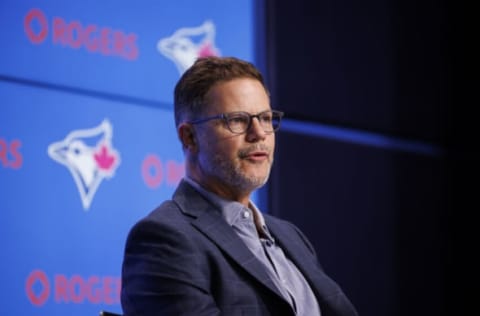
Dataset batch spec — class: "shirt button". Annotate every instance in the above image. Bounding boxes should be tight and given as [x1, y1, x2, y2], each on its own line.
[242, 211, 250, 219]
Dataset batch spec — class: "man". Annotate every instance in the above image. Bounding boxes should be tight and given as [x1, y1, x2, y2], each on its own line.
[121, 56, 358, 316]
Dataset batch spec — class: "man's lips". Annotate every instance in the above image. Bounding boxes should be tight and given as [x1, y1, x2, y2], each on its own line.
[244, 151, 269, 161]
[239, 145, 270, 161]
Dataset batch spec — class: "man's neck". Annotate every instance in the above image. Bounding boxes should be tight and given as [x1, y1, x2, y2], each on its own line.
[185, 175, 252, 206]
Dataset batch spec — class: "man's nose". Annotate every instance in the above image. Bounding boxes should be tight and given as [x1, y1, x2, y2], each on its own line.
[246, 117, 267, 141]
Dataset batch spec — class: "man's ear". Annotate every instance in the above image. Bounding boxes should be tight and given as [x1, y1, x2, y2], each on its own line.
[178, 123, 198, 152]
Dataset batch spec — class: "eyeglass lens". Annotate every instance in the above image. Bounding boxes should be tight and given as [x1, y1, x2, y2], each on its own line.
[226, 111, 282, 133]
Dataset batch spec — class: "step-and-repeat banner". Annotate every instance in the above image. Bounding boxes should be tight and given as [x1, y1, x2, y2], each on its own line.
[0, 1, 255, 315]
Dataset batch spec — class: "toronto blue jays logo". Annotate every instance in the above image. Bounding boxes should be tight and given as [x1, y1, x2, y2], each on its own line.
[47, 119, 121, 210]
[157, 20, 220, 74]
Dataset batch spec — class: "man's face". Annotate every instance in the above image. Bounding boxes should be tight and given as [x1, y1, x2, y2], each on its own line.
[193, 78, 275, 199]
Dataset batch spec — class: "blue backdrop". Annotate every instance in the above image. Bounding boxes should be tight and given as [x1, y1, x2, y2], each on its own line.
[0, 1, 255, 315]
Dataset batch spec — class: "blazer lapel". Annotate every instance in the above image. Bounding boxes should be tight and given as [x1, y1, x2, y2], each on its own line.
[172, 180, 286, 301]
[265, 217, 344, 306]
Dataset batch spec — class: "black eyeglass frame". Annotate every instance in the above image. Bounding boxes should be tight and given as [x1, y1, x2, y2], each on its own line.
[186, 110, 284, 134]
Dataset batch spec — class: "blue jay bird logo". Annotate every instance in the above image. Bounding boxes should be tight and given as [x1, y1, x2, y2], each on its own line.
[47, 119, 121, 210]
[157, 20, 220, 75]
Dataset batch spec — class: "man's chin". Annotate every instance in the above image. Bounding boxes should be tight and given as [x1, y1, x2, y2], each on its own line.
[243, 173, 270, 189]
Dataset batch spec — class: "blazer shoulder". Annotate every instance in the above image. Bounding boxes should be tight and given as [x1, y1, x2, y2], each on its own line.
[127, 200, 189, 235]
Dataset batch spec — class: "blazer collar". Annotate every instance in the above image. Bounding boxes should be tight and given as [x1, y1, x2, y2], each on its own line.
[265, 217, 324, 286]
[265, 216, 352, 313]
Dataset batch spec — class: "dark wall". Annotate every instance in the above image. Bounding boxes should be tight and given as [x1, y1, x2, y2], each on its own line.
[272, 132, 448, 316]
[263, 0, 470, 315]
[265, 0, 450, 144]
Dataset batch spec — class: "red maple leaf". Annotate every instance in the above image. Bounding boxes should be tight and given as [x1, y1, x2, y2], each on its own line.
[198, 43, 218, 57]
[94, 145, 116, 170]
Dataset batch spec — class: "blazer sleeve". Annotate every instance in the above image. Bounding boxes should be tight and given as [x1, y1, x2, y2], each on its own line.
[121, 211, 221, 316]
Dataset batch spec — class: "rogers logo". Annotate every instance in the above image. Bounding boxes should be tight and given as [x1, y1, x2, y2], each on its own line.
[0, 137, 23, 169]
[141, 154, 184, 189]
[25, 270, 50, 306]
[25, 269, 120, 306]
[24, 8, 139, 60]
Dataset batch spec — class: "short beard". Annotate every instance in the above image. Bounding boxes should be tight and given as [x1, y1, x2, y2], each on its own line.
[203, 148, 272, 194]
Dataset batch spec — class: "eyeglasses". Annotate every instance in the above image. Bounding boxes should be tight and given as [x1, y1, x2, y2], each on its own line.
[187, 110, 284, 134]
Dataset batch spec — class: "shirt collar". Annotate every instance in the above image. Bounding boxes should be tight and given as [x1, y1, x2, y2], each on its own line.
[184, 176, 268, 231]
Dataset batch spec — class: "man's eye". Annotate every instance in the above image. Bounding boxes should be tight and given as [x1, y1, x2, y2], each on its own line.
[229, 116, 248, 124]
[260, 114, 273, 122]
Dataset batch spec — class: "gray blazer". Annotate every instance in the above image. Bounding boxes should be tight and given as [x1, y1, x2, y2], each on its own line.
[121, 180, 358, 316]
